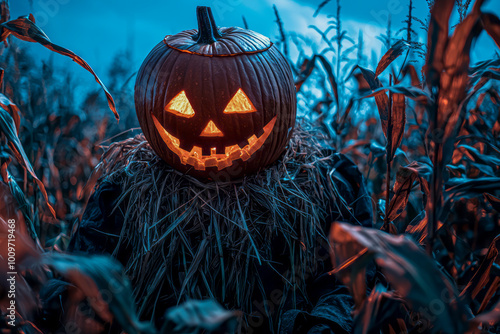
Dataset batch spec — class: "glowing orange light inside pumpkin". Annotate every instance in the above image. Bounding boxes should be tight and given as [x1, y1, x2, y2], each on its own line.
[200, 120, 224, 137]
[165, 90, 195, 117]
[224, 88, 256, 114]
[152, 115, 277, 171]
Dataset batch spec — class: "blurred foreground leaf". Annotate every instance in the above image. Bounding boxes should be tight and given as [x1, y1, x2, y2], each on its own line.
[329, 222, 469, 333]
[162, 300, 238, 334]
[43, 254, 155, 334]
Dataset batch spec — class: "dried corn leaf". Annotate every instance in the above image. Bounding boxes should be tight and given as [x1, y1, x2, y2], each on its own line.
[0, 105, 55, 217]
[0, 15, 118, 121]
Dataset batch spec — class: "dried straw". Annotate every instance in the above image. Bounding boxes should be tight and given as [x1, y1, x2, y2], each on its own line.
[88, 120, 357, 330]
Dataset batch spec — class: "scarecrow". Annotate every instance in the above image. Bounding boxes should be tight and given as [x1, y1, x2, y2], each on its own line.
[68, 7, 372, 333]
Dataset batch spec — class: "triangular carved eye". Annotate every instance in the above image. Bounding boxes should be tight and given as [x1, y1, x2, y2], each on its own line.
[165, 91, 195, 118]
[224, 89, 256, 114]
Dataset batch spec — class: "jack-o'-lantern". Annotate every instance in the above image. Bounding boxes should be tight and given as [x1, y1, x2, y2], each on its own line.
[135, 6, 296, 179]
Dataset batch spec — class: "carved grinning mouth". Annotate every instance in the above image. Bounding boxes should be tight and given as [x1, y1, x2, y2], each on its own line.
[151, 115, 277, 171]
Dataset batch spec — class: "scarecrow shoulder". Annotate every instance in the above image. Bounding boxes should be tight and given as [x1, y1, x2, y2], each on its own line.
[68, 181, 125, 259]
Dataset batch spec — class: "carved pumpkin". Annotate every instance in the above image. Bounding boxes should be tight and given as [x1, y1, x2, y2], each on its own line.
[135, 6, 296, 180]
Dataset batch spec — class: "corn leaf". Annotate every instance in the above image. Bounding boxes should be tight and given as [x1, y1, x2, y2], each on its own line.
[44, 254, 155, 334]
[356, 66, 390, 140]
[481, 12, 500, 48]
[0, 15, 118, 121]
[375, 40, 409, 77]
[360, 84, 431, 101]
[161, 300, 238, 334]
[484, 193, 500, 212]
[329, 222, 469, 333]
[0, 92, 20, 134]
[296, 54, 339, 111]
[387, 161, 431, 222]
[0, 104, 55, 217]
[460, 235, 500, 304]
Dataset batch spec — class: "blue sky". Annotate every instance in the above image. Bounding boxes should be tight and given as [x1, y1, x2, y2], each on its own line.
[8, 0, 499, 81]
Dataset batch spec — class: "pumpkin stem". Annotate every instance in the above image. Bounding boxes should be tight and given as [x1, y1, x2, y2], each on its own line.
[194, 6, 222, 44]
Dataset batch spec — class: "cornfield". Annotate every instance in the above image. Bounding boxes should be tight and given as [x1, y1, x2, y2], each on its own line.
[1, 0, 500, 333]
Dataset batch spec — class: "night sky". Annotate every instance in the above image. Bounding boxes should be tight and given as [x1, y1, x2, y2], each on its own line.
[9, 0, 499, 83]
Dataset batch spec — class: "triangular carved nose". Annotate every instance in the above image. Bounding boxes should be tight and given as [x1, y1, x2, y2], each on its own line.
[200, 120, 224, 137]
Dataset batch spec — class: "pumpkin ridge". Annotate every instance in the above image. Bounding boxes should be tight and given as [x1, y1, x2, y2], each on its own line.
[235, 53, 268, 156]
[258, 46, 291, 165]
[156, 47, 184, 147]
[137, 44, 175, 151]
